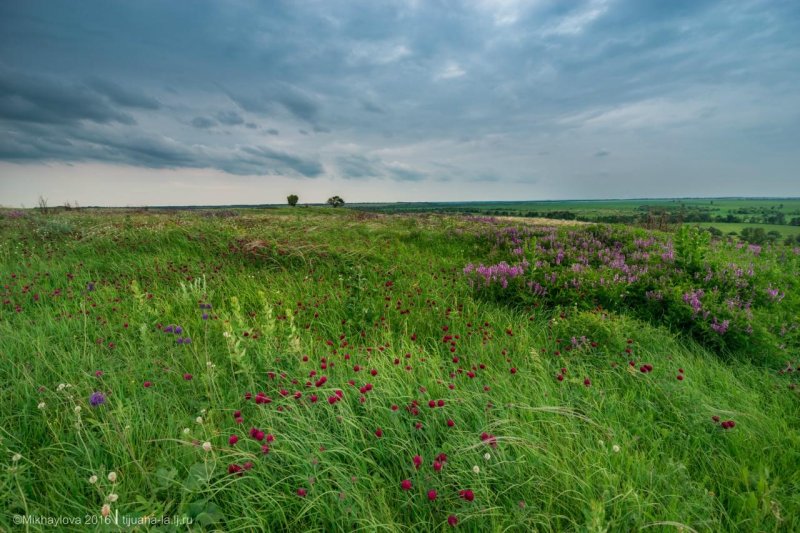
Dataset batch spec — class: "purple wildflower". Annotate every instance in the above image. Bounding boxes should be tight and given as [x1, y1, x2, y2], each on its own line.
[89, 392, 106, 407]
[710, 318, 730, 335]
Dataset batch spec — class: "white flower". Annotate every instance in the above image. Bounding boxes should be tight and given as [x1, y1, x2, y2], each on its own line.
[183, 428, 190, 435]
[107, 493, 118, 503]
[12, 453, 22, 462]
[74, 406, 82, 414]
[37, 402, 46, 410]
[598, 440, 605, 447]
[472, 465, 480, 474]
[196, 416, 203, 424]
[57, 383, 66, 391]
[107, 471, 117, 483]
[202, 441, 212, 452]
[223, 331, 231, 338]
[483, 453, 491, 461]
[88, 475, 98, 484]
[612, 444, 621, 453]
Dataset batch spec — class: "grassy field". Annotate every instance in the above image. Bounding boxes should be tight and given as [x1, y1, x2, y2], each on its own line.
[350, 198, 800, 213]
[351, 198, 800, 236]
[1, 208, 799, 531]
[691, 222, 800, 237]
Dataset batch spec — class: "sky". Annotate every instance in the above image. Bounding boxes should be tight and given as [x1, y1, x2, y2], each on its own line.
[1, 0, 799, 206]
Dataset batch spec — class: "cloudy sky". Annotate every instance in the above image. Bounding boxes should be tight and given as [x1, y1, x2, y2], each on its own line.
[1, 0, 799, 206]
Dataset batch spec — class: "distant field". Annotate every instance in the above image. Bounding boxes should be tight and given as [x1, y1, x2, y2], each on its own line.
[351, 198, 800, 241]
[350, 197, 800, 218]
[691, 221, 800, 238]
[352, 197, 799, 212]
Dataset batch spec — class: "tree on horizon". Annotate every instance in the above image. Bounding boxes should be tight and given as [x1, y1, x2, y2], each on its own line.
[287, 194, 299, 207]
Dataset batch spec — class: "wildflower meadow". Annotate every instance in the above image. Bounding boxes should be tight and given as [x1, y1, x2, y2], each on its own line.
[1, 207, 798, 531]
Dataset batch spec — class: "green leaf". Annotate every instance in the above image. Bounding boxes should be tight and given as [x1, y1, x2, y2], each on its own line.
[183, 462, 216, 491]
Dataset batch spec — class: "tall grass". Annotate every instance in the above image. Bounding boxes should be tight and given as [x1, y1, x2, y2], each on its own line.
[0, 208, 797, 531]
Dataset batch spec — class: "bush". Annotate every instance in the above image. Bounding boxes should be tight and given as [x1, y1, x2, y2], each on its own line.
[463, 223, 798, 361]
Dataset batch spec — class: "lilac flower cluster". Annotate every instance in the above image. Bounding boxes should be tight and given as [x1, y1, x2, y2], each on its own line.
[682, 290, 704, 315]
[766, 287, 785, 302]
[710, 318, 730, 335]
[464, 261, 529, 289]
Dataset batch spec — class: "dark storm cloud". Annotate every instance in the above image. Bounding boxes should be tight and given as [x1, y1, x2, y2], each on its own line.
[336, 154, 427, 182]
[0, 69, 136, 125]
[237, 146, 324, 177]
[337, 154, 381, 179]
[1, 0, 799, 199]
[191, 116, 216, 129]
[86, 79, 161, 110]
[0, 121, 323, 177]
[228, 84, 322, 125]
[216, 110, 245, 126]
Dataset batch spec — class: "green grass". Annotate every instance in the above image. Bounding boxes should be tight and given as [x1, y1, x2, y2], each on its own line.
[350, 198, 800, 229]
[1, 209, 798, 531]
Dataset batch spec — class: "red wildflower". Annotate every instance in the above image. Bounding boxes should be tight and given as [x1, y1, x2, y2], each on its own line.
[401, 479, 412, 490]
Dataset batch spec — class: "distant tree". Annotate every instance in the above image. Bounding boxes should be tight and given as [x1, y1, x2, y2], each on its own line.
[287, 194, 299, 207]
[327, 195, 345, 208]
[740, 227, 767, 244]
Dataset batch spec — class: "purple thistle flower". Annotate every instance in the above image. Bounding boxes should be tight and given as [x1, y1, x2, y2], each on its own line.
[89, 392, 106, 407]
